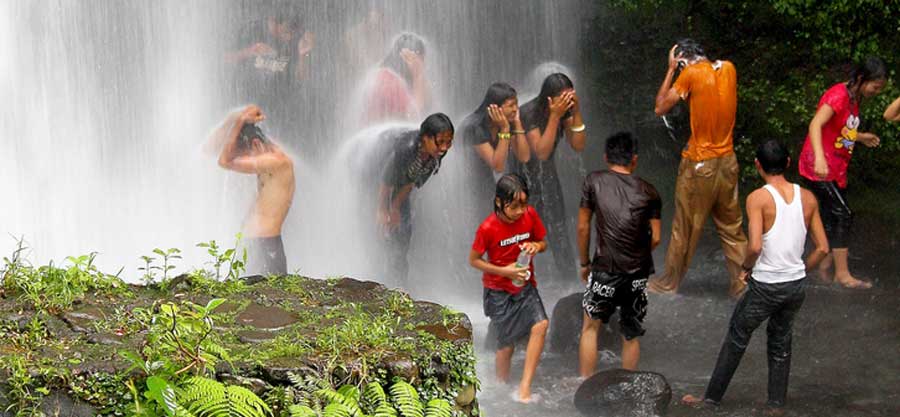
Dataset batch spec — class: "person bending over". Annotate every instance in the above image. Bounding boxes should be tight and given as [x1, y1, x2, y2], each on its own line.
[577, 132, 661, 377]
[682, 140, 829, 415]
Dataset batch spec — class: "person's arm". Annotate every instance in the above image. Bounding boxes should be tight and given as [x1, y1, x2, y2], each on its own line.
[884, 96, 900, 122]
[511, 109, 530, 163]
[469, 249, 529, 281]
[808, 104, 835, 179]
[473, 105, 513, 173]
[804, 191, 830, 271]
[225, 42, 275, 64]
[205, 111, 241, 156]
[526, 93, 574, 161]
[650, 218, 662, 250]
[577, 207, 592, 282]
[401, 49, 430, 116]
[563, 92, 586, 152]
[739, 190, 766, 280]
[293, 31, 315, 82]
[654, 44, 683, 116]
[218, 106, 266, 173]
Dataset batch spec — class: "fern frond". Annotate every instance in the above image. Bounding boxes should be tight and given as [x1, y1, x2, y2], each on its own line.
[181, 376, 271, 417]
[289, 405, 317, 417]
[337, 385, 360, 403]
[226, 384, 273, 417]
[316, 387, 361, 416]
[362, 382, 388, 413]
[389, 381, 422, 417]
[373, 403, 398, 417]
[423, 399, 452, 417]
[323, 402, 353, 417]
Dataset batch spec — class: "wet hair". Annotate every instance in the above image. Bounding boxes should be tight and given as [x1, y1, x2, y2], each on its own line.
[472, 82, 517, 126]
[494, 173, 529, 215]
[523, 73, 574, 129]
[674, 38, 705, 61]
[605, 131, 638, 167]
[756, 139, 789, 175]
[381, 32, 426, 85]
[848, 56, 887, 92]
[415, 113, 454, 175]
[238, 123, 268, 152]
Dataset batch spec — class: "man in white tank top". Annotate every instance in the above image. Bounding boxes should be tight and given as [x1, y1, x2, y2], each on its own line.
[683, 140, 829, 414]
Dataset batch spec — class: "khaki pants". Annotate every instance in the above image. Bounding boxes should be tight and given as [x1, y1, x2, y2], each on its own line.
[649, 153, 748, 296]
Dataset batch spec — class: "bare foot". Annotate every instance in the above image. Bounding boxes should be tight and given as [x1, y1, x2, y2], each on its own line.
[834, 274, 872, 289]
[512, 388, 541, 404]
[682, 394, 717, 407]
[815, 266, 834, 283]
[647, 280, 676, 295]
[764, 406, 786, 416]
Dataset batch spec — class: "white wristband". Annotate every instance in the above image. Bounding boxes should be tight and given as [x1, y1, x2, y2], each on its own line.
[569, 124, 586, 133]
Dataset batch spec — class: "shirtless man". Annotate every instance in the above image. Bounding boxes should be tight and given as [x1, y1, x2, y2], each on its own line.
[682, 140, 829, 415]
[215, 105, 295, 276]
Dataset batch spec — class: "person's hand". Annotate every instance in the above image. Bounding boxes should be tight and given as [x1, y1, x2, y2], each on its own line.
[248, 42, 276, 56]
[376, 207, 401, 234]
[499, 262, 530, 280]
[519, 242, 541, 255]
[570, 90, 581, 114]
[667, 44, 683, 71]
[239, 105, 265, 124]
[813, 155, 829, 179]
[298, 31, 315, 56]
[511, 106, 522, 127]
[579, 266, 590, 283]
[401, 48, 425, 80]
[488, 104, 510, 132]
[857, 132, 881, 148]
[738, 269, 750, 283]
[548, 91, 575, 119]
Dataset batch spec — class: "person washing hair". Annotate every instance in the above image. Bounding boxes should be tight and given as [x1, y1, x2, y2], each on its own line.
[209, 105, 295, 276]
[682, 140, 829, 415]
[519, 72, 586, 286]
[649, 38, 748, 297]
[469, 173, 548, 404]
[797, 57, 887, 289]
[362, 32, 431, 125]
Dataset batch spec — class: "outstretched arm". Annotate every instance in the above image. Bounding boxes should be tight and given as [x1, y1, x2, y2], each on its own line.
[654, 44, 683, 116]
[218, 105, 266, 173]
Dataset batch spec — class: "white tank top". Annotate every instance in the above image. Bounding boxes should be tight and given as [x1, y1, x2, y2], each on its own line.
[753, 184, 807, 283]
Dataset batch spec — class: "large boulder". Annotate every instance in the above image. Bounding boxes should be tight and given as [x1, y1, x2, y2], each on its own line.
[574, 369, 671, 417]
[548, 292, 622, 354]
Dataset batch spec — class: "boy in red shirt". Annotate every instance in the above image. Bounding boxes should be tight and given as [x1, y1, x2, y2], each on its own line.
[469, 173, 549, 404]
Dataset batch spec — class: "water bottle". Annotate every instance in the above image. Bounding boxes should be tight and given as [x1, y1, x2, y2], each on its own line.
[513, 250, 532, 287]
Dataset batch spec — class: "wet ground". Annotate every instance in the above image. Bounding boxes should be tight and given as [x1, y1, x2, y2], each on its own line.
[427, 216, 900, 417]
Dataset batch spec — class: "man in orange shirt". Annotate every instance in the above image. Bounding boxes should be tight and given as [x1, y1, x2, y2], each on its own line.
[649, 39, 748, 297]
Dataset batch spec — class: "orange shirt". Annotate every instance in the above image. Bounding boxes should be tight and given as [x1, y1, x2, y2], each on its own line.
[673, 60, 737, 161]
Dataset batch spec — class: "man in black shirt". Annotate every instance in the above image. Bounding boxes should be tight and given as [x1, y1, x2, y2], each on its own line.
[577, 132, 662, 376]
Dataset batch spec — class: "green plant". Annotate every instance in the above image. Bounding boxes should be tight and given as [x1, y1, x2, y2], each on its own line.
[154, 247, 183, 281]
[197, 234, 247, 281]
[140, 254, 160, 284]
[288, 380, 453, 417]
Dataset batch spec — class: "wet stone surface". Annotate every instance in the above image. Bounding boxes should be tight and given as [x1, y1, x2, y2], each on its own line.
[235, 303, 298, 331]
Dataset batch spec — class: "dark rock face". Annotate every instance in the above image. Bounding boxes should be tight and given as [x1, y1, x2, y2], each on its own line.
[574, 369, 671, 417]
[235, 303, 298, 330]
[549, 292, 622, 354]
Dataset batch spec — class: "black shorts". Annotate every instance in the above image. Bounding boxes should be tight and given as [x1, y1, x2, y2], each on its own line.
[803, 179, 852, 248]
[582, 271, 648, 340]
[245, 236, 287, 277]
[483, 284, 548, 350]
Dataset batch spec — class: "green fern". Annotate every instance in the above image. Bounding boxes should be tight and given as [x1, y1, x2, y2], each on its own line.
[180, 376, 272, 417]
[316, 387, 362, 417]
[323, 402, 354, 417]
[337, 385, 361, 403]
[373, 403, 398, 417]
[389, 381, 422, 417]
[361, 382, 388, 414]
[288, 404, 317, 417]
[423, 399, 452, 417]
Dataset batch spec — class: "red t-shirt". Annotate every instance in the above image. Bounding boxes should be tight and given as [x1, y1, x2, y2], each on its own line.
[798, 83, 860, 188]
[363, 68, 414, 124]
[471, 206, 547, 295]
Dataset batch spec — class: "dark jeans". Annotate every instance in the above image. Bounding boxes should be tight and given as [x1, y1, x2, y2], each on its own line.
[802, 178, 852, 249]
[384, 200, 412, 288]
[526, 159, 577, 283]
[705, 277, 806, 407]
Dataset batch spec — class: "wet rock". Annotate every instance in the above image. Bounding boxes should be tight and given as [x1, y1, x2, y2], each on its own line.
[331, 277, 386, 303]
[242, 274, 267, 285]
[548, 292, 621, 354]
[235, 303, 297, 331]
[574, 369, 671, 417]
[455, 384, 476, 406]
[38, 390, 97, 417]
[0, 311, 33, 329]
[237, 329, 278, 344]
[385, 356, 418, 382]
[61, 306, 106, 333]
[86, 333, 123, 346]
[220, 374, 270, 395]
[260, 361, 316, 384]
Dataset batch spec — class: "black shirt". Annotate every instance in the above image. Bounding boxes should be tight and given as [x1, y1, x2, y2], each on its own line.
[231, 20, 299, 101]
[580, 170, 661, 275]
[381, 129, 439, 189]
